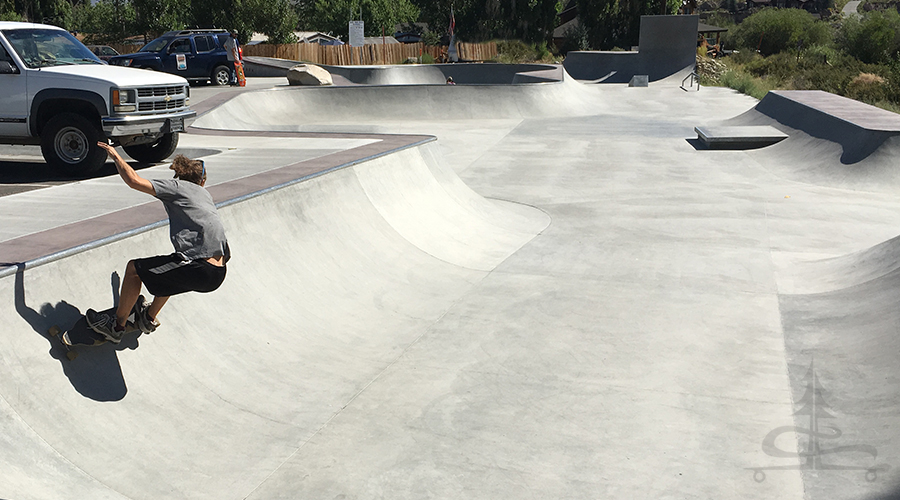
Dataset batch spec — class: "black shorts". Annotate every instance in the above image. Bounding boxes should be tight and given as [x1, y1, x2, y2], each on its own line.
[133, 253, 227, 297]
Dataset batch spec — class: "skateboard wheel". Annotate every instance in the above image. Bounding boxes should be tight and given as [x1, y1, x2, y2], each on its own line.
[49, 325, 61, 336]
[66, 351, 78, 361]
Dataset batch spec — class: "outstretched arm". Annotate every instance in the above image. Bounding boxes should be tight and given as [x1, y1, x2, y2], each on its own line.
[97, 142, 156, 196]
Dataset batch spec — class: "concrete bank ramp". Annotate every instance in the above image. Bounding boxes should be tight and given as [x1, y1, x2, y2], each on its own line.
[0, 142, 549, 499]
[715, 90, 900, 190]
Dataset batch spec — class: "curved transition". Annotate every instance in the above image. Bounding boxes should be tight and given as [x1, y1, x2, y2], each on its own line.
[193, 72, 603, 131]
[0, 140, 549, 499]
[244, 58, 563, 85]
[715, 91, 900, 190]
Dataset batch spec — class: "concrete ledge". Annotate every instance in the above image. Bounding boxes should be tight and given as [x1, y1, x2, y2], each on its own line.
[695, 125, 788, 149]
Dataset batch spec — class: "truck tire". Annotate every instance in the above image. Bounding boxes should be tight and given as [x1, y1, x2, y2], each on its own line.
[122, 132, 179, 163]
[40, 113, 107, 175]
[212, 65, 232, 86]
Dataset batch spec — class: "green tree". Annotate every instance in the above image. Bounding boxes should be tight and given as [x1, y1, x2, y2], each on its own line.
[305, 0, 418, 39]
[574, 0, 677, 50]
[0, 0, 22, 20]
[415, 0, 562, 43]
[731, 8, 832, 56]
[242, 0, 298, 43]
[132, 0, 189, 38]
[837, 10, 900, 64]
[71, 0, 136, 41]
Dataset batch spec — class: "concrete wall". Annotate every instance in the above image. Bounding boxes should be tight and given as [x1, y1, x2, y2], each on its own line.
[563, 15, 699, 83]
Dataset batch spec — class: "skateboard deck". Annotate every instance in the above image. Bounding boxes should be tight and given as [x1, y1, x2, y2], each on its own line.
[48, 305, 142, 361]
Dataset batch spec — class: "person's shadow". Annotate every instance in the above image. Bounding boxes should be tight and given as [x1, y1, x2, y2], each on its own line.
[13, 264, 142, 401]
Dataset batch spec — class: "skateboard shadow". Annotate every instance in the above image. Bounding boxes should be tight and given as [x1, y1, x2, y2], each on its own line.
[13, 264, 141, 402]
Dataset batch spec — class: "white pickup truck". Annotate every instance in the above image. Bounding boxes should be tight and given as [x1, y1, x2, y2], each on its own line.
[0, 21, 196, 175]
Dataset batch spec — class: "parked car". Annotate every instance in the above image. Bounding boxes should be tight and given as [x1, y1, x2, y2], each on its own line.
[109, 29, 241, 86]
[0, 22, 195, 174]
[86, 44, 119, 61]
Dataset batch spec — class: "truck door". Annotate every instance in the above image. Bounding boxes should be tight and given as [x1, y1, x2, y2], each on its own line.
[162, 37, 197, 77]
[0, 40, 27, 137]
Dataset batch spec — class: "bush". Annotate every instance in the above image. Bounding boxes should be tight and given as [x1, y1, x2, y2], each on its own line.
[731, 8, 832, 55]
[559, 22, 590, 54]
[720, 68, 776, 99]
[494, 39, 556, 63]
[837, 10, 900, 64]
[744, 51, 797, 83]
[422, 30, 440, 46]
[420, 53, 435, 64]
[846, 72, 888, 101]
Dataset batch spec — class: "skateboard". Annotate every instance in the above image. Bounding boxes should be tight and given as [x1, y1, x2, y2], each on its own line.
[48, 303, 143, 361]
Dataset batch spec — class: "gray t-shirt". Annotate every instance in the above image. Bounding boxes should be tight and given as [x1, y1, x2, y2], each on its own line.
[151, 179, 228, 261]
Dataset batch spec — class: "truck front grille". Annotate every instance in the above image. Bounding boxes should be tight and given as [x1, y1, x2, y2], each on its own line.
[139, 99, 187, 111]
[134, 85, 190, 115]
[138, 86, 183, 97]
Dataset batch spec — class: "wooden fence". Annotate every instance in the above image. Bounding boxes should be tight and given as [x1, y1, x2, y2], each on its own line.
[242, 41, 497, 65]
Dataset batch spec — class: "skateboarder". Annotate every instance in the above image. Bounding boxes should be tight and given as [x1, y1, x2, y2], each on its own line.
[86, 142, 230, 343]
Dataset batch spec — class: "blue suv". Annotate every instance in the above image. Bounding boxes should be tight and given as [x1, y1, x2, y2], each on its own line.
[110, 29, 240, 85]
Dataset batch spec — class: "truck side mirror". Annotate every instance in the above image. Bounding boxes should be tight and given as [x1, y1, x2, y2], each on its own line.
[0, 61, 18, 74]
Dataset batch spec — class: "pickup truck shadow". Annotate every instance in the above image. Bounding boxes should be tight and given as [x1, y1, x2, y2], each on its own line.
[12, 264, 142, 402]
[0, 157, 148, 183]
[0, 146, 220, 185]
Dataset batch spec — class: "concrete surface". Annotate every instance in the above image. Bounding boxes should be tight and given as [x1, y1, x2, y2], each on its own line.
[842, 0, 861, 15]
[2, 54, 900, 500]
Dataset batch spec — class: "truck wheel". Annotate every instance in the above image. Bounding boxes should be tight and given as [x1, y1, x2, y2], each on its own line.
[212, 65, 232, 86]
[40, 113, 107, 175]
[122, 132, 179, 163]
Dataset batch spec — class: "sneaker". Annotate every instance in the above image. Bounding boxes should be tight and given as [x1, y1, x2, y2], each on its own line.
[135, 303, 160, 334]
[132, 294, 149, 319]
[85, 308, 124, 344]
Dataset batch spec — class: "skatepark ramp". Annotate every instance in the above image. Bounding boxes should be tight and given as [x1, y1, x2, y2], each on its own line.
[563, 15, 699, 84]
[704, 90, 900, 190]
[244, 58, 563, 85]
[193, 73, 602, 131]
[0, 140, 549, 499]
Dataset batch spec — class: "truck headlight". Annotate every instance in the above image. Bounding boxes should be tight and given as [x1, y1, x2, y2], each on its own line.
[111, 89, 136, 113]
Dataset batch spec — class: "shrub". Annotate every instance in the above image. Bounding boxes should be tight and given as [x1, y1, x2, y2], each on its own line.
[420, 53, 435, 64]
[744, 51, 797, 83]
[800, 44, 842, 66]
[837, 10, 900, 64]
[496, 39, 532, 62]
[846, 72, 888, 101]
[730, 49, 763, 65]
[720, 68, 777, 99]
[559, 22, 590, 53]
[731, 8, 833, 55]
[494, 40, 556, 63]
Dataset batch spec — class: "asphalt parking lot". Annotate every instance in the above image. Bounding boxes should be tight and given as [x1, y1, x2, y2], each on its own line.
[0, 78, 282, 198]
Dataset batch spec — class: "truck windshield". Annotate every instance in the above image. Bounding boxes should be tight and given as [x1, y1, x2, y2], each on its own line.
[139, 38, 169, 53]
[2, 29, 102, 68]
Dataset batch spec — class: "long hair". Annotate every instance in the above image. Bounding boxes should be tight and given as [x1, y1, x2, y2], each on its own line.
[170, 155, 205, 185]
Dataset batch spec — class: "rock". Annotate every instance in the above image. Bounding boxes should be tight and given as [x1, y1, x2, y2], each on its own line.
[286, 64, 333, 86]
